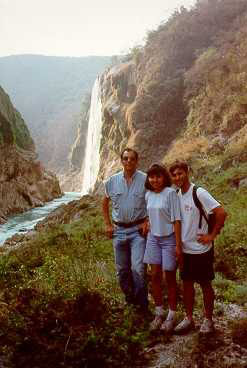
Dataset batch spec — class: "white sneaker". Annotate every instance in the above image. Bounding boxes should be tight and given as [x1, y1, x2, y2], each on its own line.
[174, 317, 195, 334]
[160, 317, 176, 333]
[149, 315, 163, 331]
[199, 318, 214, 334]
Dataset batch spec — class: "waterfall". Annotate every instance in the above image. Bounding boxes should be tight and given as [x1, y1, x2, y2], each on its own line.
[81, 76, 103, 194]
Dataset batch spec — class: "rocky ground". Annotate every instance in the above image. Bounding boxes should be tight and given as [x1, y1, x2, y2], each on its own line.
[144, 304, 247, 368]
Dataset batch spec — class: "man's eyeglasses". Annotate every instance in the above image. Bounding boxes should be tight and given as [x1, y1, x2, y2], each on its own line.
[122, 157, 136, 162]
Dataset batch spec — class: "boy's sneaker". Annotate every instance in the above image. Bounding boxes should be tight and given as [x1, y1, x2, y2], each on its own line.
[199, 318, 214, 334]
[160, 317, 176, 333]
[149, 315, 163, 331]
[174, 317, 195, 334]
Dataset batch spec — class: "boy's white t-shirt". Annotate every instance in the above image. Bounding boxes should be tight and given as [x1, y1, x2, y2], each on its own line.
[178, 184, 220, 254]
[145, 187, 181, 237]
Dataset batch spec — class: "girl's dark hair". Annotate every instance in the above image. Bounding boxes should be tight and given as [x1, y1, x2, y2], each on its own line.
[169, 161, 189, 175]
[145, 163, 171, 191]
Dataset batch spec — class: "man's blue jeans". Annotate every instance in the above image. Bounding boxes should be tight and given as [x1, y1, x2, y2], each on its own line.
[113, 225, 148, 308]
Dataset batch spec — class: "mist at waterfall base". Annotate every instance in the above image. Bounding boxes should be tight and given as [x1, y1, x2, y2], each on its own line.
[81, 76, 103, 194]
[0, 192, 81, 245]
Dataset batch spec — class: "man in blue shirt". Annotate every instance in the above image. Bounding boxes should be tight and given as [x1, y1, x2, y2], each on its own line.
[102, 148, 148, 311]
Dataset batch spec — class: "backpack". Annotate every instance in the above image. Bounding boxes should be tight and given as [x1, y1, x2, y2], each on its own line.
[192, 185, 216, 234]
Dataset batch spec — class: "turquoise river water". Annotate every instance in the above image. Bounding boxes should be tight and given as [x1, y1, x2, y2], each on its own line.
[0, 192, 81, 245]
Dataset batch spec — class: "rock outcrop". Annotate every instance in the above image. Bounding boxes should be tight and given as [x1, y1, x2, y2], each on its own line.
[0, 86, 62, 223]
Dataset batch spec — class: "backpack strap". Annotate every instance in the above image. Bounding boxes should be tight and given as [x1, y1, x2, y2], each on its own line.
[192, 185, 209, 229]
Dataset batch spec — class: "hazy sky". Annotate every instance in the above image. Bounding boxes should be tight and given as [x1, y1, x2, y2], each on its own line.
[0, 0, 196, 57]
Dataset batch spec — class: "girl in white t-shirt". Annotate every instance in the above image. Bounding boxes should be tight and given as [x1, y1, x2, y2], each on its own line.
[143, 164, 182, 332]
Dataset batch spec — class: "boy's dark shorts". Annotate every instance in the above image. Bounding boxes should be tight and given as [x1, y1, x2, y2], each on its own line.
[180, 247, 214, 282]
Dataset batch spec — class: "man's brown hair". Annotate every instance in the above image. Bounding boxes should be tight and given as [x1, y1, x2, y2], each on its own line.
[169, 160, 189, 175]
[120, 147, 138, 161]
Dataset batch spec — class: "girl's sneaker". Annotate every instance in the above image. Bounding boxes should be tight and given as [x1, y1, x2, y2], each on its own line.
[160, 317, 176, 333]
[149, 315, 163, 331]
[174, 317, 195, 334]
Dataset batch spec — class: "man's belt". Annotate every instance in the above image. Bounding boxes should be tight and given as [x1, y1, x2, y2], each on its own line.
[113, 218, 146, 228]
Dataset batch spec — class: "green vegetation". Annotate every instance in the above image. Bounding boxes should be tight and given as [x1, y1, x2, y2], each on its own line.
[140, 0, 247, 123]
[0, 204, 154, 368]
[193, 161, 247, 281]
[11, 110, 34, 150]
[0, 87, 34, 150]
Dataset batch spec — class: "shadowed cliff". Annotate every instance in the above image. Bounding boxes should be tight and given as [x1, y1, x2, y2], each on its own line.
[0, 86, 62, 223]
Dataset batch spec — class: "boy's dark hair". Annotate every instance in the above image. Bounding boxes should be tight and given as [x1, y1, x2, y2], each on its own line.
[169, 160, 189, 175]
[145, 163, 171, 191]
[120, 147, 138, 161]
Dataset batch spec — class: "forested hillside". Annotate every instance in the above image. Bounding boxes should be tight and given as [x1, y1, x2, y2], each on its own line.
[98, 0, 247, 179]
[0, 86, 34, 150]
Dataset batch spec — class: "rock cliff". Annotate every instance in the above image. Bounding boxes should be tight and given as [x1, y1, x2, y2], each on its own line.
[59, 94, 90, 191]
[0, 86, 62, 223]
[96, 0, 247, 188]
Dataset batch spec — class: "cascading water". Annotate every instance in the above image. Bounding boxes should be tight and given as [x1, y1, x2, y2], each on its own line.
[81, 76, 103, 194]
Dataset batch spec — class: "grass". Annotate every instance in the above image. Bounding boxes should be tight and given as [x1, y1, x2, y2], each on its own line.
[0, 161, 246, 367]
[192, 161, 247, 280]
[0, 203, 155, 368]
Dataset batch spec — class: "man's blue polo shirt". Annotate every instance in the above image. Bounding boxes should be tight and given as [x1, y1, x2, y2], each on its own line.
[104, 170, 147, 223]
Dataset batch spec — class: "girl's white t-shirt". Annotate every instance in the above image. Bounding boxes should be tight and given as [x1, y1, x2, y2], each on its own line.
[145, 187, 181, 237]
[178, 184, 220, 254]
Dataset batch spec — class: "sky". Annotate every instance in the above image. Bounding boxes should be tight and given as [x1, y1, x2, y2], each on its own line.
[0, 0, 196, 58]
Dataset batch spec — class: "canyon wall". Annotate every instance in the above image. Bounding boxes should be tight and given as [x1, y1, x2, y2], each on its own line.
[0, 86, 62, 223]
[95, 0, 247, 190]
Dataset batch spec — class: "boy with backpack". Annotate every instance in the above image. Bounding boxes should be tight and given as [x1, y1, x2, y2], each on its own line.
[169, 161, 227, 334]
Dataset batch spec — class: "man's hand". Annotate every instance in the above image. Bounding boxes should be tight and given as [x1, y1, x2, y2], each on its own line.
[105, 224, 114, 239]
[197, 233, 214, 245]
[138, 219, 149, 237]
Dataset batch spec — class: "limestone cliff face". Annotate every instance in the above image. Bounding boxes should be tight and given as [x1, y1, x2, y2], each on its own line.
[96, 1, 247, 187]
[97, 59, 182, 187]
[0, 86, 62, 223]
[98, 61, 147, 183]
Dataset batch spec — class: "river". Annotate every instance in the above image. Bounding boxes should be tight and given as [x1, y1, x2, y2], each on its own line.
[0, 192, 81, 246]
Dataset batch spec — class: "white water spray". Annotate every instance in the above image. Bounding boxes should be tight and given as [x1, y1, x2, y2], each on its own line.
[81, 77, 103, 194]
